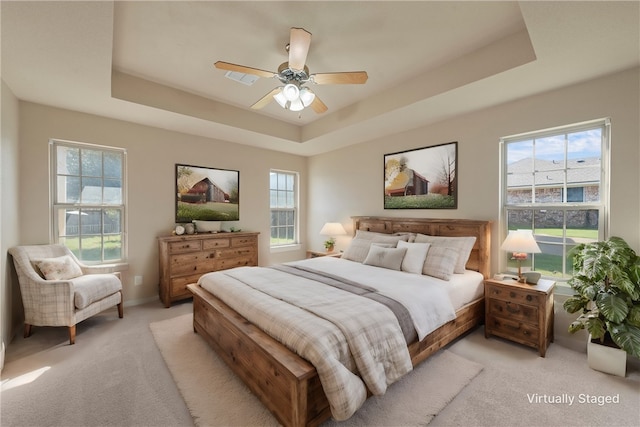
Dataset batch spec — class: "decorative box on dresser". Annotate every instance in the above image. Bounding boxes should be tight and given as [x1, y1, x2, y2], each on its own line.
[158, 232, 259, 307]
[484, 278, 555, 357]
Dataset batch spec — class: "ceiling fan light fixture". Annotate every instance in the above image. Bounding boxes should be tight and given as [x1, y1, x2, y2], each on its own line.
[282, 83, 300, 102]
[299, 87, 315, 107]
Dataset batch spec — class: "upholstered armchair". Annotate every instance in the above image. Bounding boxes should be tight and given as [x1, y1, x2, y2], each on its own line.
[8, 244, 123, 345]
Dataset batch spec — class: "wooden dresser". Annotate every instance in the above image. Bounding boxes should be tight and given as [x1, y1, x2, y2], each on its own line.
[158, 232, 259, 307]
[484, 278, 555, 357]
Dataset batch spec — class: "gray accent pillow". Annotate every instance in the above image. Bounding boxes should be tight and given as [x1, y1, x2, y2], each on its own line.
[413, 234, 476, 273]
[363, 245, 408, 271]
[422, 246, 458, 280]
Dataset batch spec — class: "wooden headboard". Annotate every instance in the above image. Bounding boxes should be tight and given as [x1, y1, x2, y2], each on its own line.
[352, 216, 491, 279]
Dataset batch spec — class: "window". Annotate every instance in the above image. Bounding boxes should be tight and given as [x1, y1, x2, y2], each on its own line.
[269, 170, 298, 247]
[500, 119, 609, 281]
[50, 140, 126, 263]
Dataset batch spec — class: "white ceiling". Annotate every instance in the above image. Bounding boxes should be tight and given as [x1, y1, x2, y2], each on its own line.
[2, 1, 638, 156]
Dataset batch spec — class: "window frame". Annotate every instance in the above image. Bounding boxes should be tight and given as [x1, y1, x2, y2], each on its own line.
[499, 118, 610, 286]
[50, 139, 127, 264]
[269, 169, 300, 251]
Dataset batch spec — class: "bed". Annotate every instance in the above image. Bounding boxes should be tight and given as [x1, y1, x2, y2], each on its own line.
[187, 216, 491, 427]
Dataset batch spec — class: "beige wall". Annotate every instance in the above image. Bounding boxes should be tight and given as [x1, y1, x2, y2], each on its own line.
[1, 81, 22, 351]
[14, 102, 308, 309]
[308, 68, 640, 270]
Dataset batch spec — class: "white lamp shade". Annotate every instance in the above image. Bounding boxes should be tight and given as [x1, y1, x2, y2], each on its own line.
[273, 90, 287, 108]
[282, 83, 300, 101]
[319, 222, 347, 236]
[289, 98, 304, 111]
[500, 230, 541, 253]
[299, 87, 315, 106]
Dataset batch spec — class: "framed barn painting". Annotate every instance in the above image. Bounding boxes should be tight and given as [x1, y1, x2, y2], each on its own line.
[384, 142, 458, 209]
[175, 164, 239, 222]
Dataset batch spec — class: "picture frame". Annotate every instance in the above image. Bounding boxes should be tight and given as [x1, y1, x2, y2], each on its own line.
[384, 141, 458, 209]
[175, 164, 239, 222]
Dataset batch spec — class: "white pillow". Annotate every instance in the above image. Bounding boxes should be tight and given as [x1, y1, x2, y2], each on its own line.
[363, 245, 407, 271]
[397, 241, 430, 274]
[422, 246, 458, 280]
[413, 234, 476, 273]
[37, 255, 83, 280]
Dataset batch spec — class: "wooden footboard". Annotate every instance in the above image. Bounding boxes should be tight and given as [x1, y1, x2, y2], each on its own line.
[188, 283, 484, 427]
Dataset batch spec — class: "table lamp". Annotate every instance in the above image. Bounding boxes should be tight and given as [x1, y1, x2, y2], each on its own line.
[319, 222, 347, 252]
[500, 230, 541, 283]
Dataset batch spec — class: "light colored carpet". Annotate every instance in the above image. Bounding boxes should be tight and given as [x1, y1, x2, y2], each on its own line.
[150, 314, 483, 427]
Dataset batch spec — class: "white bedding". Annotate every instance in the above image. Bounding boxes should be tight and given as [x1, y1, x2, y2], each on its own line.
[443, 269, 485, 310]
[286, 257, 485, 318]
[286, 257, 457, 340]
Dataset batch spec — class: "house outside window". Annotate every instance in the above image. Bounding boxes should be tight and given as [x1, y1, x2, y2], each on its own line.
[270, 170, 298, 247]
[500, 119, 609, 282]
[50, 139, 126, 263]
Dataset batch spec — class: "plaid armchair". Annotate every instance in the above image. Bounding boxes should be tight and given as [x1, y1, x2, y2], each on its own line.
[8, 244, 123, 344]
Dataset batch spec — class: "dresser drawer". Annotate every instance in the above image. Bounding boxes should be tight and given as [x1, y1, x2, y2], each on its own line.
[170, 252, 217, 276]
[488, 299, 539, 324]
[486, 315, 539, 345]
[217, 256, 255, 270]
[231, 236, 257, 247]
[215, 247, 256, 259]
[170, 274, 202, 297]
[486, 283, 542, 306]
[203, 238, 230, 249]
[168, 240, 202, 253]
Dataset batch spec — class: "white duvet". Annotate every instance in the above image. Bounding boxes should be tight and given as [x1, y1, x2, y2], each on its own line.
[287, 257, 457, 340]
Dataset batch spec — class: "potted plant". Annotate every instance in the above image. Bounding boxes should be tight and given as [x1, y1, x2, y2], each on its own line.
[563, 236, 640, 375]
[323, 237, 336, 253]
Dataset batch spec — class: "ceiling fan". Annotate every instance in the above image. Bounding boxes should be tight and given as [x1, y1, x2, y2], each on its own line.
[214, 27, 368, 114]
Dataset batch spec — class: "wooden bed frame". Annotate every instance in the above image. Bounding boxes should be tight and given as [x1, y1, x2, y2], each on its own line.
[188, 216, 491, 427]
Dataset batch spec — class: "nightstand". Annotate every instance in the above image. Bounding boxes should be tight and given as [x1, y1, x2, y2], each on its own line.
[306, 250, 342, 259]
[484, 277, 555, 357]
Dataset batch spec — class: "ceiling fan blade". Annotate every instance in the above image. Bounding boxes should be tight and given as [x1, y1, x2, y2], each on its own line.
[214, 61, 275, 78]
[310, 95, 328, 114]
[312, 71, 368, 85]
[288, 28, 312, 71]
[250, 88, 281, 110]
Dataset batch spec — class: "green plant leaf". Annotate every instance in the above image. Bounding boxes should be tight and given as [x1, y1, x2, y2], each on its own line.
[596, 293, 629, 323]
[627, 305, 640, 328]
[568, 319, 585, 334]
[563, 296, 588, 314]
[586, 317, 606, 339]
[609, 323, 640, 359]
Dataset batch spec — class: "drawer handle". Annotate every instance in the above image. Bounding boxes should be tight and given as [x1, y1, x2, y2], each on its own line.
[510, 291, 516, 298]
[506, 303, 520, 314]
[526, 295, 532, 302]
